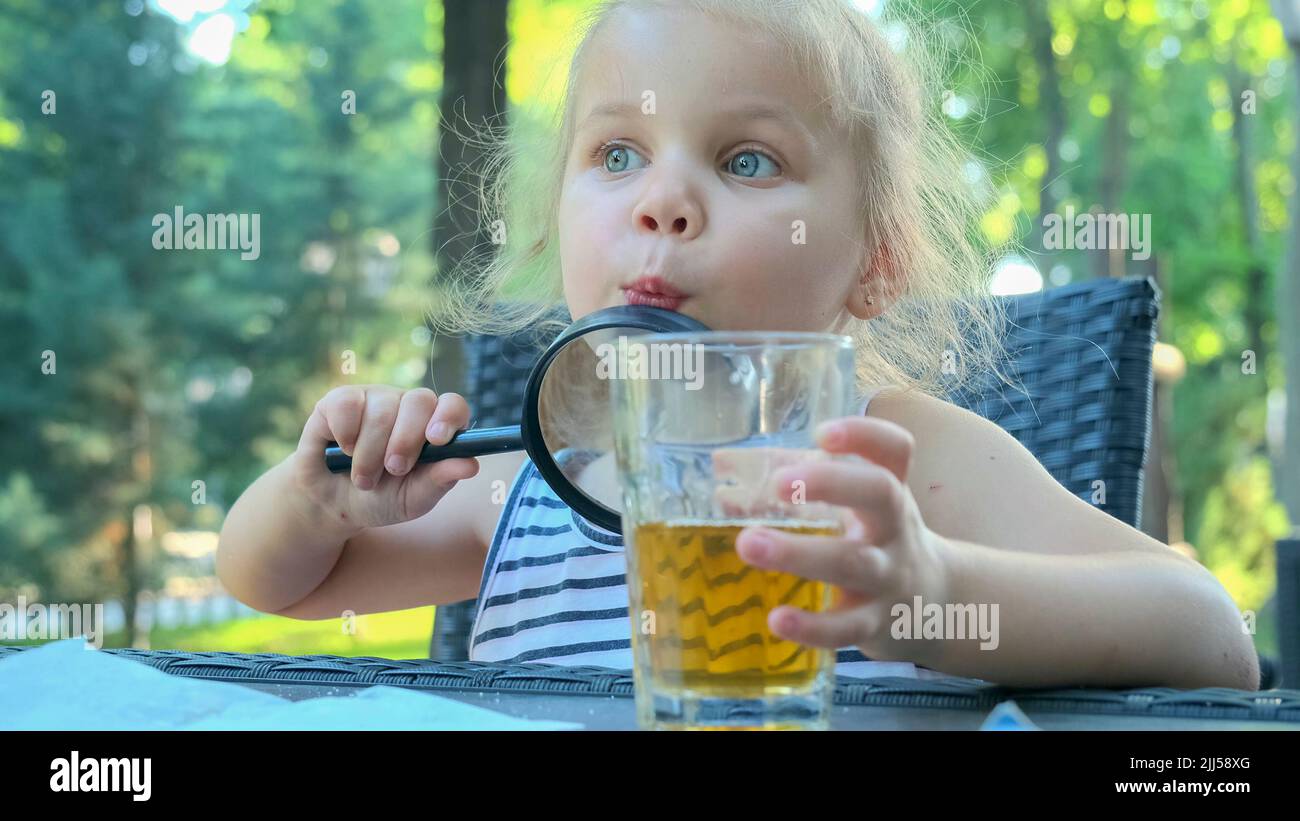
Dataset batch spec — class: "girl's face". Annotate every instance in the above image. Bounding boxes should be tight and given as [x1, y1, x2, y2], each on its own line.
[559, 5, 876, 333]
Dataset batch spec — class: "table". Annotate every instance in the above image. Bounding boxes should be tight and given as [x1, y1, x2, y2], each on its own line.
[5, 646, 1299, 730]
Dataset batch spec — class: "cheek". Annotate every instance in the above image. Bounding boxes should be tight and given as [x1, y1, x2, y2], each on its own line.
[558, 182, 622, 311]
[723, 206, 839, 289]
[714, 201, 858, 327]
[562, 198, 621, 267]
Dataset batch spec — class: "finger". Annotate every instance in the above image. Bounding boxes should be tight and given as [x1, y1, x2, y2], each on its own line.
[713, 447, 831, 518]
[770, 460, 906, 544]
[422, 456, 481, 487]
[315, 386, 367, 455]
[815, 416, 914, 484]
[425, 391, 471, 444]
[298, 400, 337, 454]
[384, 388, 439, 477]
[770, 602, 877, 649]
[714, 483, 777, 518]
[400, 455, 481, 516]
[736, 526, 890, 596]
[351, 389, 400, 490]
[406, 436, 481, 486]
[712, 446, 818, 479]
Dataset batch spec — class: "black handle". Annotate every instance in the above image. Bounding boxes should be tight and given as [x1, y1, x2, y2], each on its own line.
[324, 425, 525, 473]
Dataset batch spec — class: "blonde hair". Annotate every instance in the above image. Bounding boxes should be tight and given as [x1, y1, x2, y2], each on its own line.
[428, 0, 1014, 401]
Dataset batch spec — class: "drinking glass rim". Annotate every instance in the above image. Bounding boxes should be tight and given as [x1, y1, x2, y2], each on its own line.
[618, 330, 854, 349]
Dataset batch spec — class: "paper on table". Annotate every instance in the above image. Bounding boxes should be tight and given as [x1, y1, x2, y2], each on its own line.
[0, 638, 583, 731]
[182, 683, 585, 730]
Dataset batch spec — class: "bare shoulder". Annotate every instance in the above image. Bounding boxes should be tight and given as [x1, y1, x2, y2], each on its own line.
[864, 386, 1177, 557]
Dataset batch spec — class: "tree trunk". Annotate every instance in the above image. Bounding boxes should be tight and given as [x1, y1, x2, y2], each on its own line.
[434, 0, 509, 287]
[1281, 41, 1300, 533]
[1097, 82, 1130, 279]
[119, 515, 138, 647]
[1140, 255, 1185, 551]
[1024, 1, 1065, 273]
[1231, 64, 1268, 371]
[120, 375, 151, 648]
[425, 0, 510, 399]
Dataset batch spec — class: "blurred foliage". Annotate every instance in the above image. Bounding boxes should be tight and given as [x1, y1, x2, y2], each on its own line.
[0, 0, 437, 611]
[935, 0, 1293, 611]
[1199, 456, 1290, 611]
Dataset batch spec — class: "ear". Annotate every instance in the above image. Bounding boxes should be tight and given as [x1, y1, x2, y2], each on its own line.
[845, 241, 903, 320]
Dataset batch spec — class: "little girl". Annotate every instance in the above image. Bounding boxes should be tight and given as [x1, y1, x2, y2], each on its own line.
[217, 0, 1259, 690]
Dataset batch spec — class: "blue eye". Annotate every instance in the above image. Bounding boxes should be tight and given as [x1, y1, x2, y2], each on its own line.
[726, 149, 780, 178]
[593, 142, 781, 178]
[602, 143, 647, 174]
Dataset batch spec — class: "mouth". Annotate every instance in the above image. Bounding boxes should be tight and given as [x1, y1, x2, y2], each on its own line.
[622, 275, 689, 311]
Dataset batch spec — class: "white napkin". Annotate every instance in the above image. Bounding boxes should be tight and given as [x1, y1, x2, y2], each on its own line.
[0, 638, 582, 731]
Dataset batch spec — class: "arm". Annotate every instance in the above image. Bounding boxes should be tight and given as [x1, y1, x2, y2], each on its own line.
[217, 386, 498, 620]
[868, 389, 1259, 690]
[266, 451, 524, 620]
[217, 450, 522, 620]
[216, 456, 358, 615]
[919, 536, 1259, 690]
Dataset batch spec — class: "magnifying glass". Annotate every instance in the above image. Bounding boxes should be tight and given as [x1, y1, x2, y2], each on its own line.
[323, 305, 710, 534]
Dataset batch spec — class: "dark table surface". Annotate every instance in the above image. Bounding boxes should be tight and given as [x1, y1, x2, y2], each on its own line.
[6, 646, 1299, 730]
[228, 678, 1300, 730]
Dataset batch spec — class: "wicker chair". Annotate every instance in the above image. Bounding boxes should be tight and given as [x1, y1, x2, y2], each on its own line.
[429, 277, 1283, 688]
[1279, 539, 1298, 689]
[941, 275, 1159, 527]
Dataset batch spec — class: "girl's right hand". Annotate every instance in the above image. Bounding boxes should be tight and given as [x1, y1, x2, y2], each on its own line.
[289, 385, 481, 531]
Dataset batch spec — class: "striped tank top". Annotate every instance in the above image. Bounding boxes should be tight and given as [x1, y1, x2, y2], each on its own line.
[469, 386, 954, 680]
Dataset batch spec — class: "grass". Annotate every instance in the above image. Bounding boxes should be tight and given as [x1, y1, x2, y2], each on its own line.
[2, 606, 439, 660]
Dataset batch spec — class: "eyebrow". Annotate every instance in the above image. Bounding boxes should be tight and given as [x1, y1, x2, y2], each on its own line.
[576, 100, 817, 148]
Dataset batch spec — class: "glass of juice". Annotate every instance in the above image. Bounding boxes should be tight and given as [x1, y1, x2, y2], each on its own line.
[609, 331, 857, 730]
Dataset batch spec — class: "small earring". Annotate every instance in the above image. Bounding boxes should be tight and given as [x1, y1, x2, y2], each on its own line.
[865, 293, 874, 306]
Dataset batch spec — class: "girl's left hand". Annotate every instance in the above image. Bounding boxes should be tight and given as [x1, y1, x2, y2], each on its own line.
[732, 416, 952, 665]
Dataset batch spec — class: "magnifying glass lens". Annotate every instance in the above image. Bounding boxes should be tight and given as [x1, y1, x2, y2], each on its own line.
[535, 328, 627, 516]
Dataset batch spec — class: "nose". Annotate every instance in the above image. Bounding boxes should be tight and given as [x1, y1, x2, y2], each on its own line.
[632, 168, 705, 240]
